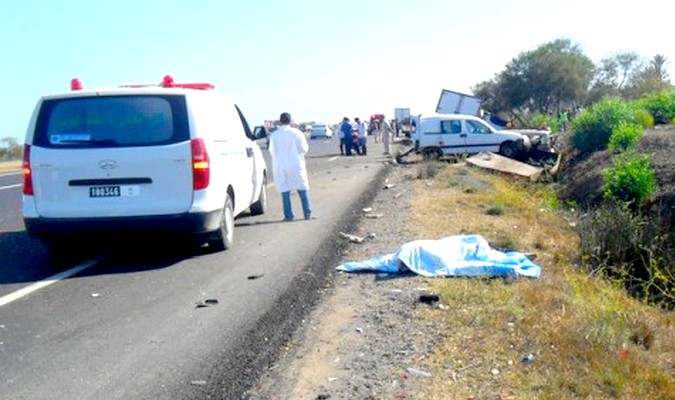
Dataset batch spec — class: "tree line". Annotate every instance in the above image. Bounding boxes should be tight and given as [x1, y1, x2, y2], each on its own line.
[0, 137, 21, 161]
[472, 38, 672, 126]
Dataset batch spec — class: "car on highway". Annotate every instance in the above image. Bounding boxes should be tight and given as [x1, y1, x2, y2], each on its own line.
[309, 123, 332, 139]
[22, 75, 269, 253]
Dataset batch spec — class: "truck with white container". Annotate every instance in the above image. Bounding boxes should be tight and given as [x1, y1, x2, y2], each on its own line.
[435, 89, 483, 116]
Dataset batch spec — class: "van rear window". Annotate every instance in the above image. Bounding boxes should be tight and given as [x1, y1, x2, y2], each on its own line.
[34, 95, 189, 148]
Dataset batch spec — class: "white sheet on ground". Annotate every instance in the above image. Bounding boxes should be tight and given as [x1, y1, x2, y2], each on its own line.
[336, 234, 541, 278]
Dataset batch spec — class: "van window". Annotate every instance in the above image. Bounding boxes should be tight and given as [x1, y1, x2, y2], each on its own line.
[441, 120, 461, 134]
[466, 120, 492, 134]
[34, 95, 189, 148]
[234, 104, 253, 139]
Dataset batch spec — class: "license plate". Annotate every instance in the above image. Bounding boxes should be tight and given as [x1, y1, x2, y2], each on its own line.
[90, 186, 121, 198]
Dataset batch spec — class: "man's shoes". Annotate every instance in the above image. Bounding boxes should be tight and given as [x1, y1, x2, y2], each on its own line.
[283, 217, 294, 222]
[304, 215, 317, 220]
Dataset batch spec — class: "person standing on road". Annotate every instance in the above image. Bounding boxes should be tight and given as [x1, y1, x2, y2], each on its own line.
[370, 118, 380, 143]
[355, 117, 367, 155]
[268, 112, 313, 221]
[379, 115, 393, 155]
[337, 119, 345, 155]
[340, 117, 355, 156]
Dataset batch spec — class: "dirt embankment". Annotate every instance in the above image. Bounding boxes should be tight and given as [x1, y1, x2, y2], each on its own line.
[557, 124, 675, 226]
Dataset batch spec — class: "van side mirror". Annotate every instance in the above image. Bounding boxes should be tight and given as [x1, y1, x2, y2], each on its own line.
[252, 126, 268, 140]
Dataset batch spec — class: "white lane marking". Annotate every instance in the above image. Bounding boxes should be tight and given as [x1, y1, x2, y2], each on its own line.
[0, 256, 109, 308]
[0, 183, 22, 191]
[0, 171, 22, 178]
[328, 156, 339, 162]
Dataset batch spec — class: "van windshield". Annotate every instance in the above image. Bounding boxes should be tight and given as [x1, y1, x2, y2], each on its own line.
[34, 95, 189, 148]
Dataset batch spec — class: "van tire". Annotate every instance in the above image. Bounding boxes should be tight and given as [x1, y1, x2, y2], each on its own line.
[249, 175, 267, 215]
[499, 142, 518, 159]
[422, 147, 442, 160]
[208, 194, 234, 252]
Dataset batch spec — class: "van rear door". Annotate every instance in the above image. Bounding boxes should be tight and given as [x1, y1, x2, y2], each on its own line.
[29, 94, 194, 218]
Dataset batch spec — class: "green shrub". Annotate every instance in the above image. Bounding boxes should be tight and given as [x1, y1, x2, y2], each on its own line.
[528, 112, 558, 132]
[602, 152, 655, 206]
[571, 97, 635, 154]
[608, 122, 643, 152]
[636, 89, 675, 124]
[629, 103, 655, 128]
[576, 202, 674, 307]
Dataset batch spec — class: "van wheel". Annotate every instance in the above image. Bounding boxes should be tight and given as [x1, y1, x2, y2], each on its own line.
[422, 148, 441, 160]
[499, 142, 518, 159]
[208, 194, 234, 252]
[250, 175, 267, 215]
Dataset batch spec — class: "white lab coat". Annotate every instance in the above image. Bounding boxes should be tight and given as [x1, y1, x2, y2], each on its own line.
[380, 119, 393, 153]
[268, 124, 309, 193]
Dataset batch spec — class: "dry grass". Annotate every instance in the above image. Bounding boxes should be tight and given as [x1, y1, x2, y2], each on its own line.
[408, 161, 675, 399]
[0, 160, 21, 172]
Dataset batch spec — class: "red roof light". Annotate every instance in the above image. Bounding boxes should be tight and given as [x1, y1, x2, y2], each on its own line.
[71, 78, 83, 91]
[160, 74, 215, 90]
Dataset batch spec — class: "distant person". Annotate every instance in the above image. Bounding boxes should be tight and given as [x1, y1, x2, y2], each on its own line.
[337, 118, 346, 155]
[268, 112, 313, 221]
[340, 117, 355, 156]
[370, 119, 380, 143]
[558, 110, 569, 132]
[379, 115, 393, 155]
[355, 117, 367, 155]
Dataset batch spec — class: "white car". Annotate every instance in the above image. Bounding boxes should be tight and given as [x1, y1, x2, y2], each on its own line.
[22, 75, 268, 253]
[309, 123, 332, 139]
[410, 113, 531, 159]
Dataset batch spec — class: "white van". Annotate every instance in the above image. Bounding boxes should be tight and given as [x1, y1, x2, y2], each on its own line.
[22, 75, 268, 253]
[309, 123, 332, 139]
[410, 113, 531, 159]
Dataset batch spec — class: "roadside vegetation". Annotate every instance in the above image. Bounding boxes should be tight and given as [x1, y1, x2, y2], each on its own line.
[0, 137, 22, 161]
[407, 162, 674, 399]
[404, 38, 674, 398]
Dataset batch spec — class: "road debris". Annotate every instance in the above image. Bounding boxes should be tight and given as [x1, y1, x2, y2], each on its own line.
[339, 231, 365, 243]
[195, 298, 219, 308]
[406, 367, 432, 378]
[418, 294, 440, 305]
[247, 273, 265, 280]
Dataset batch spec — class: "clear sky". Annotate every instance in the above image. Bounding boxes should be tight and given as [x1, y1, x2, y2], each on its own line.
[1, 0, 672, 143]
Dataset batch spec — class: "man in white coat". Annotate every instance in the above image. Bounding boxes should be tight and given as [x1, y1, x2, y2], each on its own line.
[268, 112, 313, 221]
[379, 115, 393, 155]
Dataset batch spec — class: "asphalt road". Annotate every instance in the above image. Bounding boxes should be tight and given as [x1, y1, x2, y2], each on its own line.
[0, 135, 394, 399]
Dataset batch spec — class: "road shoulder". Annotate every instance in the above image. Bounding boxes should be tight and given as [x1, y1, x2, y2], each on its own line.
[248, 161, 438, 399]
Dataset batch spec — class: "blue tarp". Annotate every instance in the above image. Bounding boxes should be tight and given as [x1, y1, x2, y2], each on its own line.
[336, 234, 541, 278]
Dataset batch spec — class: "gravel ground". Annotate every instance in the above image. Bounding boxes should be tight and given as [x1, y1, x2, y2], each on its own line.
[247, 158, 444, 399]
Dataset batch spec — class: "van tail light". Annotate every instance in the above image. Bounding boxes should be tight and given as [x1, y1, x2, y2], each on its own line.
[191, 139, 210, 190]
[22, 145, 34, 195]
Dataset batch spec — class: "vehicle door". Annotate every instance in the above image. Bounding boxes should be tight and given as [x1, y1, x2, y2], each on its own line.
[234, 105, 260, 209]
[438, 119, 465, 154]
[462, 118, 500, 153]
[417, 119, 442, 150]
[28, 95, 194, 218]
